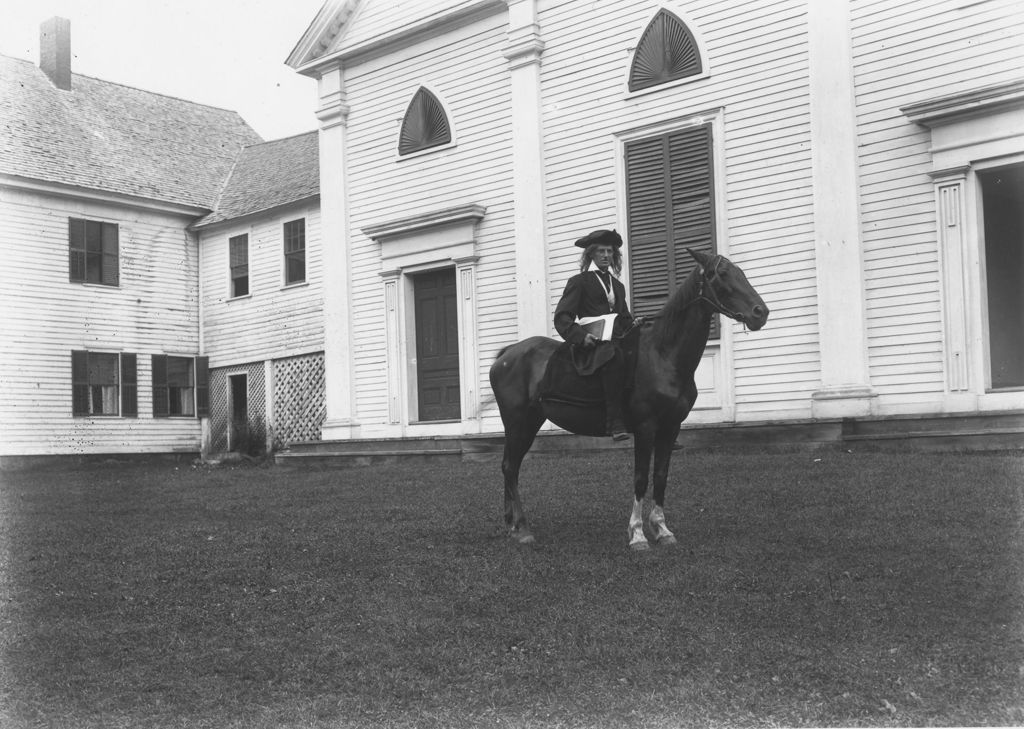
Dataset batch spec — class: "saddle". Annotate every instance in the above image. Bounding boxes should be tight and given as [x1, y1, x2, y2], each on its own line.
[539, 316, 643, 409]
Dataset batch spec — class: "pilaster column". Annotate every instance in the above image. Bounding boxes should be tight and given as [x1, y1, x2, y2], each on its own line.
[264, 359, 275, 452]
[932, 166, 979, 405]
[379, 269, 403, 425]
[807, 0, 876, 418]
[316, 63, 359, 439]
[454, 255, 481, 428]
[504, 0, 549, 338]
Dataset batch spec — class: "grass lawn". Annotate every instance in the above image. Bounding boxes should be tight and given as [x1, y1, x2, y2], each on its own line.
[0, 449, 1021, 728]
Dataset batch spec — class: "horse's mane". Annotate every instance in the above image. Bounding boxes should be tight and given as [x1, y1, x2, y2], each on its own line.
[648, 266, 706, 350]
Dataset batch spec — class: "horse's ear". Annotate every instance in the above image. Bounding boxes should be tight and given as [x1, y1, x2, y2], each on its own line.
[687, 248, 711, 267]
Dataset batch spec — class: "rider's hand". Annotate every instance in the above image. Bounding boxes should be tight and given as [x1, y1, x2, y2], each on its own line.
[582, 333, 598, 348]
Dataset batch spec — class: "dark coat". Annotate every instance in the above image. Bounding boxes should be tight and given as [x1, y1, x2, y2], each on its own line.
[553, 270, 633, 376]
[554, 270, 632, 345]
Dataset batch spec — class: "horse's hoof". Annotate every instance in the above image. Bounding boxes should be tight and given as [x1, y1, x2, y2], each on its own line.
[657, 535, 678, 546]
[629, 540, 651, 552]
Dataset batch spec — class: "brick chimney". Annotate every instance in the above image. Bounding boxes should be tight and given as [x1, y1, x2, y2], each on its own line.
[40, 17, 71, 90]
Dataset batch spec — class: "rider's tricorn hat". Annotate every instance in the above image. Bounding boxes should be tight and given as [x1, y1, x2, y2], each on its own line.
[574, 229, 623, 249]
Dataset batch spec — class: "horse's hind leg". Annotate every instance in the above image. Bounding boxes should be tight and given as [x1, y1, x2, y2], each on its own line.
[502, 409, 545, 544]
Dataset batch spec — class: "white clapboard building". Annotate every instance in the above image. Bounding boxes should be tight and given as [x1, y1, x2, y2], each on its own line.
[0, 19, 322, 464]
[283, 0, 1023, 451]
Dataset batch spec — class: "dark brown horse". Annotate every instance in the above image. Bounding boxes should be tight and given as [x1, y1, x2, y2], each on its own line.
[489, 249, 768, 550]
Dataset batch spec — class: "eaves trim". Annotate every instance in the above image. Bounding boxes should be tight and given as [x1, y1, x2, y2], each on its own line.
[294, 0, 505, 76]
[0, 173, 209, 219]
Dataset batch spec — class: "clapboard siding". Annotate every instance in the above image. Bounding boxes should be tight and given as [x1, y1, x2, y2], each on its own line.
[0, 188, 203, 455]
[198, 205, 323, 367]
[852, 0, 1024, 402]
[340, 12, 515, 426]
[537, 0, 816, 418]
[291, 0, 1019, 435]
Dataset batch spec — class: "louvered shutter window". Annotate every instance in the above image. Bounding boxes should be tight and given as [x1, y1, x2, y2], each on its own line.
[195, 357, 210, 417]
[69, 220, 87, 282]
[629, 10, 702, 93]
[625, 123, 718, 337]
[101, 223, 119, 285]
[121, 353, 137, 417]
[398, 88, 452, 156]
[72, 350, 90, 415]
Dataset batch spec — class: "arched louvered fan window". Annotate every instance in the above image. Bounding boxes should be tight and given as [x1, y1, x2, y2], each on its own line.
[398, 87, 452, 156]
[628, 10, 702, 92]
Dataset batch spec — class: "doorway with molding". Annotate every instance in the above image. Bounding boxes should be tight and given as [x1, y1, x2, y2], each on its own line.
[979, 163, 1024, 390]
[411, 268, 461, 421]
[228, 373, 249, 451]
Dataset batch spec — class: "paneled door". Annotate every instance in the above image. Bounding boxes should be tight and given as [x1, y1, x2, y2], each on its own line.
[413, 268, 461, 421]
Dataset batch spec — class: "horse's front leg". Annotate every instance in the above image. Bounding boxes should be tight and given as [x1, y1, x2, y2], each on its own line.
[647, 424, 682, 546]
[628, 429, 655, 551]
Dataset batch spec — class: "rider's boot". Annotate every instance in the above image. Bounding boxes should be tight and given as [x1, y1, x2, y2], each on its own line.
[601, 352, 630, 441]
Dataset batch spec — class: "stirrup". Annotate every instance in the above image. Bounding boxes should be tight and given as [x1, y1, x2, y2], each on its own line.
[608, 421, 630, 441]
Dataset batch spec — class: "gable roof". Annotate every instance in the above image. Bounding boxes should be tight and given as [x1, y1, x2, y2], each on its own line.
[192, 131, 320, 229]
[286, 0, 359, 70]
[287, 0, 504, 73]
[0, 53, 263, 210]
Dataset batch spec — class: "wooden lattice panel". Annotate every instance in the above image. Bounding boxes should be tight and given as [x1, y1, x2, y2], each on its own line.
[272, 353, 325, 448]
[243, 363, 267, 446]
[208, 368, 229, 453]
[208, 362, 267, 454]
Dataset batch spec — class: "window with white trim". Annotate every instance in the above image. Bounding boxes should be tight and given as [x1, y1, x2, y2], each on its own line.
[69, 218, 119, 286]
[71, 351, 136, 416]
[284, 218, 306, 285]
[152, 355, 209, 417]
[229, 234, 249, 297]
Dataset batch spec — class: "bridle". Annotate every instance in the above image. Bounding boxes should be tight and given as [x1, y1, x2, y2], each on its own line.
[616, 255, 748, 338]
[693, 255, 748, 323]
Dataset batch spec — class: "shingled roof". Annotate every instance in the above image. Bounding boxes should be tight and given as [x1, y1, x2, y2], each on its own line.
[0, 53, 263, 209]
[193, 131, 320, 229]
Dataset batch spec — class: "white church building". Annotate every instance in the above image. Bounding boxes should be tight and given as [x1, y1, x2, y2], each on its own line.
[286, 0, 1024, 449]
[1, 1, 1022, 464]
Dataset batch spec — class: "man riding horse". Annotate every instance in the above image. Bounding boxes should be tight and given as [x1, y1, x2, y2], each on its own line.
[492, 237, 768, 547]
[553, 229, 641, 441]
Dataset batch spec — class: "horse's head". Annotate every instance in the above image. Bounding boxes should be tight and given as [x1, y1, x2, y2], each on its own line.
[687, 248, 769, 331]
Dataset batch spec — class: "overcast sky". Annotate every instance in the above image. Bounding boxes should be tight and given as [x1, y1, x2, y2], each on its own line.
[0, 0, 327, 141]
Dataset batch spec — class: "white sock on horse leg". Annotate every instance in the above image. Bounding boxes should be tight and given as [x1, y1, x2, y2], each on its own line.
[628, 498, 647, 547]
